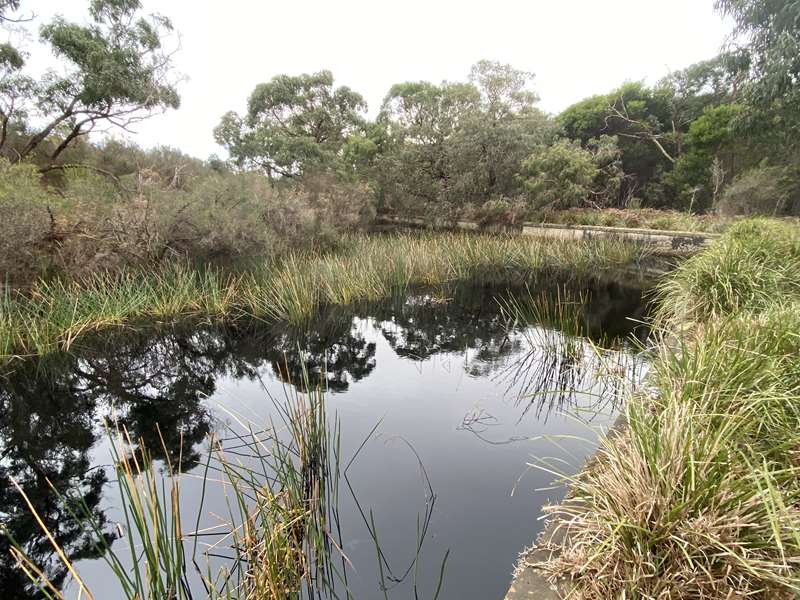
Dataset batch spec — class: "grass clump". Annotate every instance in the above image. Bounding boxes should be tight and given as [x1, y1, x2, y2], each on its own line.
[529, 207, 733, 233]
[655, 218, 800, 327]
[0, 232, 646, 363]
[529, 218, 800, 599]
[5, 369, 343, 600]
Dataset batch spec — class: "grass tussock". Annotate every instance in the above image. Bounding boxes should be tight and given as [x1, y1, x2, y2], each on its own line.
[654, 218, 800, 327]
[0, 232, 645, 362]
[531, 218, 800, 599]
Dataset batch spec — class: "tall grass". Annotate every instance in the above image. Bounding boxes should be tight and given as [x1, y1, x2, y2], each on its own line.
[529, 218, 800, 599]
[5, 369, 344, 600]
[6, 424, 191, 600]
[654, 219, 800, 327]
[0, 232, 645, 363]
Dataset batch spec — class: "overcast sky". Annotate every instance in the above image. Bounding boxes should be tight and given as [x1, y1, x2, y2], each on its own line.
[26, 0, 733, 159]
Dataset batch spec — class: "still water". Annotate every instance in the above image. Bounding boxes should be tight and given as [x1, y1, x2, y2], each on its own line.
[0, 279, 649, 600]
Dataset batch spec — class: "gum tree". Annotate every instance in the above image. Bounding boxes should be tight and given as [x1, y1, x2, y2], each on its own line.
[716, 0, 800, 109]
[462, 60, 552, 198]
[214, 70, 367, 180]
[0, 0, 180, 171]
[377, 80, 480, 207]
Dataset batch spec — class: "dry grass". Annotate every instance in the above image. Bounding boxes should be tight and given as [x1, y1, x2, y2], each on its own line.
[528, 219, 800, 599]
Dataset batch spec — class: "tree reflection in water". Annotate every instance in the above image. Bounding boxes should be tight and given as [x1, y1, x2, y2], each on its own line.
[0, 276, 647, 598]
[0, 314, 381, 598]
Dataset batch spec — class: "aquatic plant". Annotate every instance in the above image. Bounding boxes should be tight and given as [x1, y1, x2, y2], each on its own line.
[4, 366, 342, 600]
[0, 232, 646, 363]
[6, 424, 191, 600]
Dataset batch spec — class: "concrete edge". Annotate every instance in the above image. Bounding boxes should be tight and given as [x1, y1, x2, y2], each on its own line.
[503, 400, 636, 599]
[374, 216, 716, 256]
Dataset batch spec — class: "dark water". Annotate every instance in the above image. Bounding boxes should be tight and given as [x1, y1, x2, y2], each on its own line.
[0, 279, 649, 600]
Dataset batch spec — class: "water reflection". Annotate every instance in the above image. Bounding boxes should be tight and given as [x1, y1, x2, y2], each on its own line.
[0, 360, 110, 597]
[0, 278, 648, 599]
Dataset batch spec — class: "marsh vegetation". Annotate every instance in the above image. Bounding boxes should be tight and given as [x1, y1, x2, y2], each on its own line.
[0, 232, 646, 363]
[529, 220, 800, 599]
[0, 280, 648, 599]
[1, 0, 800, 598]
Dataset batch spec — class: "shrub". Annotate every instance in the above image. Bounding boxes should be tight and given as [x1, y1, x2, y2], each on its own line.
[522, 139, 598, 209]
[717, 165, 799, 217]
[469, 196, 528, 227]
[522, 136, 624, 210]
[0, 160, 57, 282]
[0, 162, 377, 284]
[265, 174, 375, 250]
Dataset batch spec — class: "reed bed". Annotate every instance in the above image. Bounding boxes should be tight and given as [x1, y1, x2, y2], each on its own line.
[0, 232, 644, 362]
[528, 219, 800, 599]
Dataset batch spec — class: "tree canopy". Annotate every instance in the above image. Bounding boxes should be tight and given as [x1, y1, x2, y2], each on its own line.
[214, 70, 366, 179]
[0, 0, 180, 170]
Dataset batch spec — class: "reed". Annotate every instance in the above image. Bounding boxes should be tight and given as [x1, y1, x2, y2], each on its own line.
[0, 232, 645, 363]
[5, 424, 191, 600]
[4, 368, 344, 600]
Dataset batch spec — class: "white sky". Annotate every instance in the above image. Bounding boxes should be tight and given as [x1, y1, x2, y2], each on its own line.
[21, 0, 733, 160]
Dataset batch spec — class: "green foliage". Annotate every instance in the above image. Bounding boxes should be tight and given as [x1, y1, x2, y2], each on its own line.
[559, 82, 673, 206]
[0, 154, 375, 285]
[0, 232, 644, 360]
[522, 139, 597, 209]
[373, 61, 552, 214]
[464, 60, 553, 197]
[530, 207, 732, 233]
[656, 218, 800, 325]
[668, 103, 747, 210]
[521, 136, 622, 209]
[214, 70, 366, 178]
[716, 0, 800, 109]
[718, 165, 800, 216]
[376, 79, 481, 209]
[0, 160, 56, 280]
[1, 0, 179, 168]
[538, 219, 800, 599]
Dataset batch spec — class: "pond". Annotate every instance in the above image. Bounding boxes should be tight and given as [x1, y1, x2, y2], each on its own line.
[0, 277, 650, 600]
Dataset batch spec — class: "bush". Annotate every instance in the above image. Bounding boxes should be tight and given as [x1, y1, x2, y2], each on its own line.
[717, 165, 799, 217]
[0, 160, 377, 284]
[469, 196, 528, 226]
[522, 136, 624, 210]
[266, 174, 375, 250]
[0, 160, 57, 282]
[522, 139, 597, 209]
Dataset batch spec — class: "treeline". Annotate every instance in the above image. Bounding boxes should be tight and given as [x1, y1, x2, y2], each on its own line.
[214, 49, 799, 219]
[0, 0, 798, 284]
[210, 0, 800, 219]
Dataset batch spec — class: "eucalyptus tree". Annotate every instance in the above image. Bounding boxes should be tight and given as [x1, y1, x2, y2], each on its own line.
[462, 60, 553, 198]
[377, 61, 552, 212]
[376, 80, 480, 209]
[714, 0, 800, 199]
[214, 70, 367, 180]
[0, 0, 180, 171]
[716, 0, 800, 110]
[559, 82, 675, 205]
